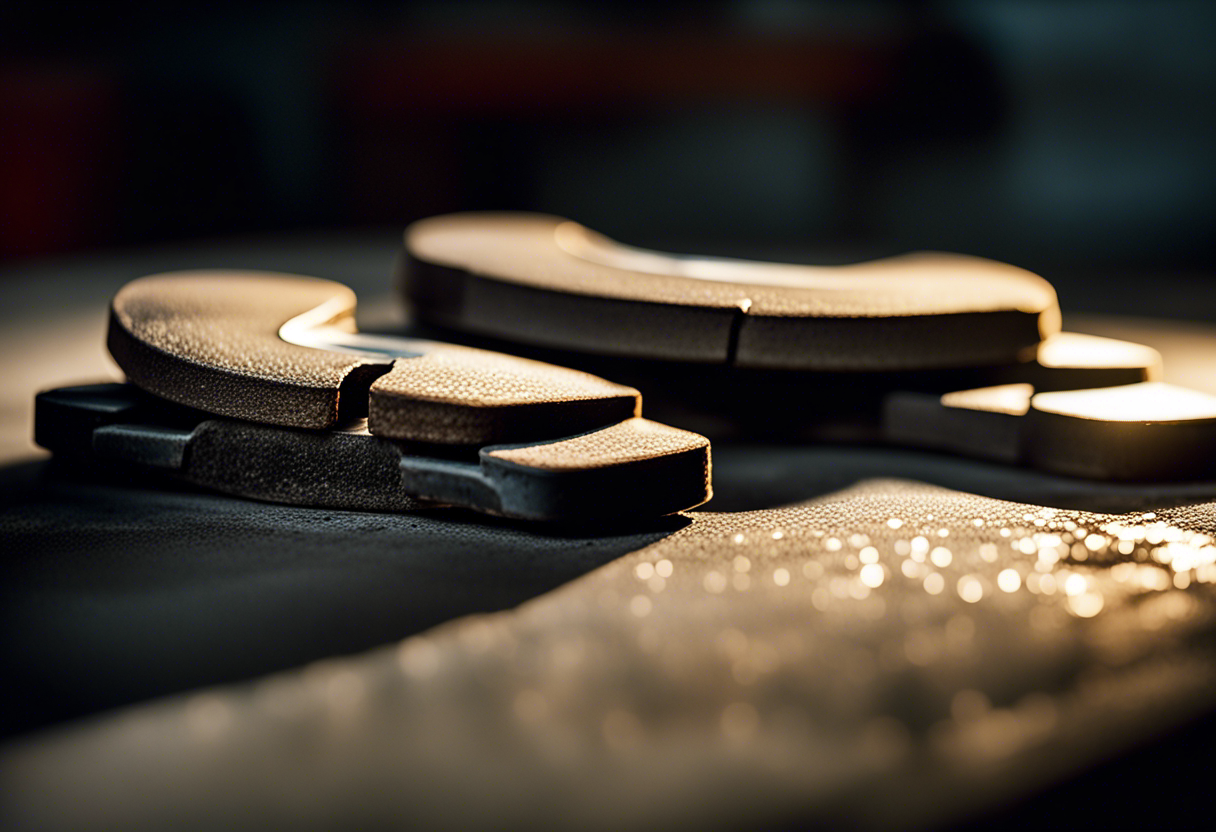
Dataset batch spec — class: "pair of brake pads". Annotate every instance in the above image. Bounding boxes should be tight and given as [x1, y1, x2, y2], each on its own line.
[401, 214, 1216, 480]
[38, 213, 1216, 523]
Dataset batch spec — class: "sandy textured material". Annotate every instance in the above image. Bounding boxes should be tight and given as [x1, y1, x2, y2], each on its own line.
[370, 342, 638, 444]
[5, 481, 1216, 830]
[109, 272, 643, 443]
[487, 417, 708, 471]
[404, 213, 1061, 370]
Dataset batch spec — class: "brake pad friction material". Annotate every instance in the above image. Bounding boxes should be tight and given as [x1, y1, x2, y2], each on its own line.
[109, 271, 641, 443]
[369, 343, 639, 444]
[885, 381, 1216, 480]
[884, 383, 1032, 464]
[485, 417, 707, 471]
[403, 212, 1061, 370]
[110, 272, 374, 428]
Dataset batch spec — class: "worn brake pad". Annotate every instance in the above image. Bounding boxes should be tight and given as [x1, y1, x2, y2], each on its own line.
[884, 381, 1216, 480]
[108, 271, 641, 444]
[35, 384, 711, 523]
[401, 212, 1061, 370]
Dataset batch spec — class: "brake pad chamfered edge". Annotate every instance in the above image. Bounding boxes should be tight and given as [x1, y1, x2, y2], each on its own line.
[401, 212, 1062, 371]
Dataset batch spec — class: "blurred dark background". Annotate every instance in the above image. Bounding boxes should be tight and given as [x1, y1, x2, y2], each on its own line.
[2, 1, 1213, 286]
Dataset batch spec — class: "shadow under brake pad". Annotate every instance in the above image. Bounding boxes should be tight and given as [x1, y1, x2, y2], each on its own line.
[52, 271, 711, 523]
[401, 212, 1062, 370]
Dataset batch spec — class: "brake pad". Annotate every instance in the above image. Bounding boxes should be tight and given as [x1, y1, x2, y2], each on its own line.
[401, 212, 1061, 370]
[35, 384, 712, 523]
[108, 271, 641, 444]
[884, 381, 1216, 480]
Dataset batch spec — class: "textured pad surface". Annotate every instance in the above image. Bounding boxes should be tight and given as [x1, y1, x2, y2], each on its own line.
[109, 273, 372, 428]
[110, 272, 640, 443]
[485, 417, 708, 471]
[403, 213, 1061, 370]
[369, 341, 639, 444]
[5, 481, 1216, 830]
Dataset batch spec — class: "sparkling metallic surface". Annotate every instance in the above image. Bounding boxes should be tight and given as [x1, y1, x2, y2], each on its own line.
[4, 480, 1216, 830]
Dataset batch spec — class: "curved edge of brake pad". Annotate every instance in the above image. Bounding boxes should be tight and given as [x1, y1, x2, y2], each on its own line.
[884, 381, 1216, 481]
[109, 272, 382, 429]
[400, 417, 713, 522]
[109, 271, 641, 443]
[401, 212, 1061, 370]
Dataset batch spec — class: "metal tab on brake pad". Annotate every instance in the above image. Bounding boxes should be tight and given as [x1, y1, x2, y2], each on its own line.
[884, 381, 1216, 481]
[108, 272, 640, 444]
[35, 384, 711, 523]
[401, 212, 1061, 370]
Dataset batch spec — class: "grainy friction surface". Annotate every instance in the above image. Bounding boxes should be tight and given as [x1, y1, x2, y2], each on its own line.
[110, 272, 645, 444]
[486, 417, 708, 471]
[370, 342, 639, 444]
[404, 213, 1061, 369]
[110, 273, 371, 428]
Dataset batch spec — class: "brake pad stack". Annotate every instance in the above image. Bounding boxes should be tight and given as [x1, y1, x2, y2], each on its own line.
[37, 272, 711, 523]
[402, 213, 1213, 482]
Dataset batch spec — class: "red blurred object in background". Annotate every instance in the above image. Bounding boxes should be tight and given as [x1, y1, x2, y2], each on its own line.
[0, 66, 119, 261]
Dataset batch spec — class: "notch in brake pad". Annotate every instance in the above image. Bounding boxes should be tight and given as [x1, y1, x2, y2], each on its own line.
[35, 384, 711, 524]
